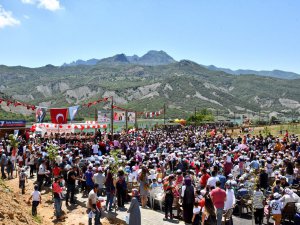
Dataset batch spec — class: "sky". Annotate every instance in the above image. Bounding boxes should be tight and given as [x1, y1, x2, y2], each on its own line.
[0, 0, 300, 73]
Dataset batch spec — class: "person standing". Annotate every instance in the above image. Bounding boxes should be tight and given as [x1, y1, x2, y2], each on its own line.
[116, 170, 127, 208]
[93, 168, 105, 196]
[104, 170, 115, 211]
[182, 176, 195, 223]
[28, 185, 41, 216]
[19, 168, 28, 194]
[210, 181, 226, 225]
[0, 150, 7, 179]
[37, 159, 46, 191]
[66, 166, 77, 206]
[87, 184, 101, 225]
[53, 177, 64, 220]
[138, 167, 149, 208]
[127, 189, 141, 225]
[253, 185, 264, 225]
[163, 175, 175, 220]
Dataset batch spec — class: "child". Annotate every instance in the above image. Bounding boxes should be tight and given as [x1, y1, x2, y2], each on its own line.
[192, 201, 201, 225]
[269, 193, 283, 225]
[28, 185, 42, 216]
[52, 176, 64, 199]
[19, 168, 28, 194]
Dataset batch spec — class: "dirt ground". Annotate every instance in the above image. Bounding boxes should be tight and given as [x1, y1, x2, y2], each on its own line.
[3, 176, 125, 225]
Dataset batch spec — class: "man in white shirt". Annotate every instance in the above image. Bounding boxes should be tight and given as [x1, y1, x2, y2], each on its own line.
[87, 184, 100, 225]
[37, 160, 47, 191]
[93, 168, 105, 196]
[92, 143, 99, 156]
[206, 171, 219, 189]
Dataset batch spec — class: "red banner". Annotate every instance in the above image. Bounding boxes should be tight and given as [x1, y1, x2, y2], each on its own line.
[50, 108, 68, 124]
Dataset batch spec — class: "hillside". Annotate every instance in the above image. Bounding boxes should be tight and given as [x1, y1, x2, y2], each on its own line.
[0, 60, 300, 119]
[205, 65, 300, 80]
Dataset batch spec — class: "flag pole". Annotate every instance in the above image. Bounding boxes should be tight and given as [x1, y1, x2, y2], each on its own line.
[94, 107, 97, 134]
[111, 96, 114, 141]
[163, 103, 166, 125]
[125, 110, 128, 133]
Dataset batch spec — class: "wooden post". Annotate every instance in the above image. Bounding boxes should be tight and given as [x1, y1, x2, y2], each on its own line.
[94, 107, 97, 134]
[111, 96, 114, 141]
[163, 103, 166, 125]
[135, 111, 138, 130]
[125, 110, 128, 133]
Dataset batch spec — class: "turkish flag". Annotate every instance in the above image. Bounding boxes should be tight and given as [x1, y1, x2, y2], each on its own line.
[50, 108, 68, 124]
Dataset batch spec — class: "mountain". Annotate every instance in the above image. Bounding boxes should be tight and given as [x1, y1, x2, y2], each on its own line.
[135, 50, 176, 65]
[205, 65, 300, 80]
[62, 50, 176, 67]
[0, 60, 300, 120]
[98, 54, 130, 64]
[62, 58, 99, 66]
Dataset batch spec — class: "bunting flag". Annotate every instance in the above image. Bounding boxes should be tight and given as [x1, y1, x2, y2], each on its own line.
[50, 108, 68, 124]
[82, 97, 109, 107]
[35, 107, 47, 123]
[68, 105, 79, 121]
[144, 109, 163, 118]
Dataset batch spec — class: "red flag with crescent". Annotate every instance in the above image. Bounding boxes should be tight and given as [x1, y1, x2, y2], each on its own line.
[50, 108, 68, 124]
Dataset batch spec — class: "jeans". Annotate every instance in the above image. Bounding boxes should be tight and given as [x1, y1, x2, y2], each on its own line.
[32, 201, 40, 216]
[106, 192, 114, 210]
[216, 208, 223, 225]
[66, 184, 76, 204]
[88, 208, 101, 225]
[54, 198, 62, 218]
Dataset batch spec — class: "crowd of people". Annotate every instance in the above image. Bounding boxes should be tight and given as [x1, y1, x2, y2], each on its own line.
[0, 124, 300, 225]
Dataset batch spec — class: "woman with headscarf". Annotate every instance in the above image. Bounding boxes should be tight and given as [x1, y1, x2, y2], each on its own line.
[181, 176, 195, 223]
[138, 166, 149, 208]
[127, 189, 141, 225]
[104, 170, 115, 211]
[201, 195, 217, 225]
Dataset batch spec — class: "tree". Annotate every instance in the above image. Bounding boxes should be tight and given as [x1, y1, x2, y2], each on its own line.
[187, 109, 214, 124]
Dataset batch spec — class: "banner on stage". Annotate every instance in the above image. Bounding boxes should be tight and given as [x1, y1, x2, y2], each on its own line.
[36, 107, 47, 123]
[113, 111, 126, 122]
[98, 111, 110, 123]
[127, 112, 136, 123]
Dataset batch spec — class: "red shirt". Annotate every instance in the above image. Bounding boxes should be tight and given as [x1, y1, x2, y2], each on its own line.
[200, 173, 210, 187]
[210, 187, 226, 209]
[53, 167, 61, 177]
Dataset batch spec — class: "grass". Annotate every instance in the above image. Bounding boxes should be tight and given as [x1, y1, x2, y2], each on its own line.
[230, 123, 300, 137]
[32, 215, 42, 224]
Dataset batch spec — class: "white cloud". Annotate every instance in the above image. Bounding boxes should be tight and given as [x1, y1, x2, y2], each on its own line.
[21, 0, 36, 4]
[0, 5, 21, 29]
[38, 0, 61, 11]
[23, 15, 30, 19]
[20, 0, 62, 11]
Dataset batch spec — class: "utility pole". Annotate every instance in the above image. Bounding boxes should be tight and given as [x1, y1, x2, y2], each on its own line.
[125, 110, 128, 133]
[163, 103, 166, 125]
[94, 107, 97, 133]
[110, 96, 114, 141]
[135, 111, 138, 130]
